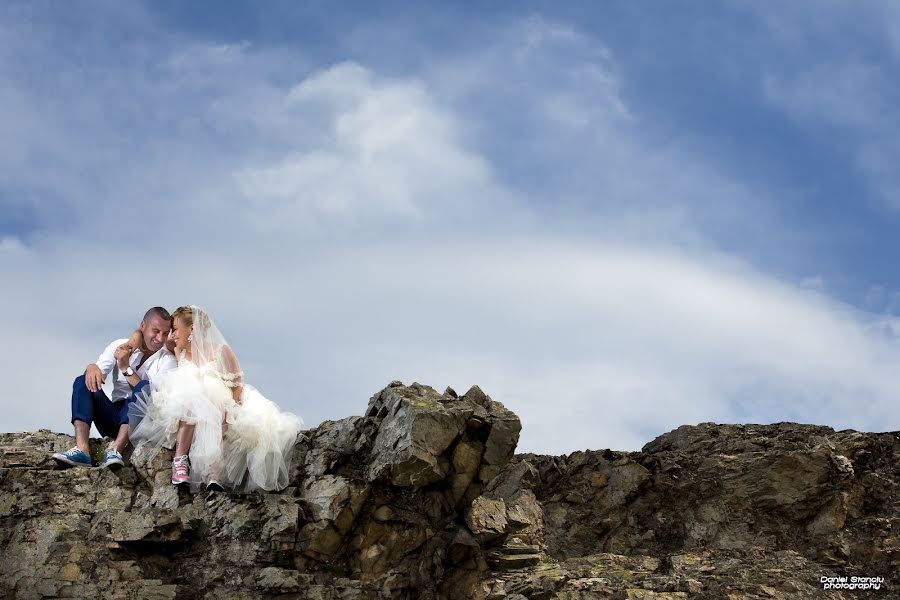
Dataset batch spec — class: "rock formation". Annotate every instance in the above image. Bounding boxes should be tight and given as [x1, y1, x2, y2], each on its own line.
[1, 382, 897, 599]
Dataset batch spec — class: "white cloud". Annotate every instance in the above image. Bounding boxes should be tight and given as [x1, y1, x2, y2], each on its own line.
[8, 232, 900, 455]
[235, 63, 497, 228]
[0, 237, 26, 254]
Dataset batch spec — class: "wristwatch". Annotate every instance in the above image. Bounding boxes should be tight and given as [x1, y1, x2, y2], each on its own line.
[122, 366, 135, 377]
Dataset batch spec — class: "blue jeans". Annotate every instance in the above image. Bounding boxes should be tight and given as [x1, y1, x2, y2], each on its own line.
[71, 375, 149, 437]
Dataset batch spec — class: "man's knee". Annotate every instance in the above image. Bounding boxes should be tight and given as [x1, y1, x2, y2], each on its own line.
[71, 375, 96, 425]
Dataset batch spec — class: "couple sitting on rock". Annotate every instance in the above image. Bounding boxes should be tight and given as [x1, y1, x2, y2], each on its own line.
[52, 305, 303, 493]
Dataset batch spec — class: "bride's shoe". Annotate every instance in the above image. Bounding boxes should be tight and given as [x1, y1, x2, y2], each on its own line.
[171, 455, 190, 485]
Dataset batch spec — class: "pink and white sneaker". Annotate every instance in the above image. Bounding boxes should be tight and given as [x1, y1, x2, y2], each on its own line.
[171, 455, 191, 485]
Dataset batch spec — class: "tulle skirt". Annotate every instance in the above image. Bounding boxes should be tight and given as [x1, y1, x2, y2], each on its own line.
[129, 364, 303, 492]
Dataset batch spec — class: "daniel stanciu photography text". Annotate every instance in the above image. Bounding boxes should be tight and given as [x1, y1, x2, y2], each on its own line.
[820, 576, 885, 591]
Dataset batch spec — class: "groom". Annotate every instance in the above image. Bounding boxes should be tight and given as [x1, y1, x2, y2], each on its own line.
[51, 307, 177, 468]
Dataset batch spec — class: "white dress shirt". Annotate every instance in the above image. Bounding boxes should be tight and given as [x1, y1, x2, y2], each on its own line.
[95, 339, 177, 402]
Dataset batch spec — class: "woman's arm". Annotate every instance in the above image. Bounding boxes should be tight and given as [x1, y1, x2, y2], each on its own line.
[220, 345, 244, 404]
[117, 329, 144, 352]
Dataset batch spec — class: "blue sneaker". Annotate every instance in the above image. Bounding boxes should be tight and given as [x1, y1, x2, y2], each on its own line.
[51, 447, 92, 468]
[102, 447, 125, 469]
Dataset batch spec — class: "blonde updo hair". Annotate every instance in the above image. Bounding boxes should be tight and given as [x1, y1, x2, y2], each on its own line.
[172, 305, 210, 333]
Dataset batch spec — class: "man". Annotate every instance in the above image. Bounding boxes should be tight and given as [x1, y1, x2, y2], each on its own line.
[51, 307, 177, 468]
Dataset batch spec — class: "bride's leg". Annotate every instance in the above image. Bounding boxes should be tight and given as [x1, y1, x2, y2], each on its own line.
[171, 421, 195, 486]
[175, 421, 195, 456]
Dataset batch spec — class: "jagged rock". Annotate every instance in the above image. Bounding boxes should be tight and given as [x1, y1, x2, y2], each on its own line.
[466, 495, 509, 545]
[462, 385, 521, 484]
[505, 489, 542, 535]
[484, 459, 539, 500]
[366, 383, 468, 487]
[302, 474, 369, 533]
[483, 459, 544, 546]
[298, 474, 369, 560]
[450, 440, 484, 506]
[0, 381, 523, 599]
[501, 422, 900, 598]
[256, 566, 310, 592]
[2, 394, 899, 599]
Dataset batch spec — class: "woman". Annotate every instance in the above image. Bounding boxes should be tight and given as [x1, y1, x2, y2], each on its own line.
[128, 305, 303, 492]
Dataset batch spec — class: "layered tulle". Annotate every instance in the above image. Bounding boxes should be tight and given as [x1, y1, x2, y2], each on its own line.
[129, 360, 303, 492]
[223, 385, 304, 492]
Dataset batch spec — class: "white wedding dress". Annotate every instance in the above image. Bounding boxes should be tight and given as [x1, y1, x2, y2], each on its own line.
[129, 307, 303, 492]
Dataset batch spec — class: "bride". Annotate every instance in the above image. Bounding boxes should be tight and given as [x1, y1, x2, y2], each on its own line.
[128, 305, 303, 492]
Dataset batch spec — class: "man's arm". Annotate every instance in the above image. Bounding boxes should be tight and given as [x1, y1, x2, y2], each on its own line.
[114, 345, 143, 389]
[88, 340, 122, 392]
[117, 329, 144, 353]
[114, 329, 149, 389]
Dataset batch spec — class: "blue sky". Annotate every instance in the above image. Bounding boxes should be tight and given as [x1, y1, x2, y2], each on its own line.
[3, 1, 900, 453]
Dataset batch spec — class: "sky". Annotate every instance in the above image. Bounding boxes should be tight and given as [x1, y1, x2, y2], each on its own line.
[2, 0, 900, 454]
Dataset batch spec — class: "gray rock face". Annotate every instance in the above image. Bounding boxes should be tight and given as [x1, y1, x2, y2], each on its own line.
[0, 382, 521, 599]
[299, 474, 370, 560]
[364, 383, 521, 491]
[465, 496, 508, 544]
[2, 392, 899, 599]
[366, 383, 466, 486]
[493, 422, 900, 598]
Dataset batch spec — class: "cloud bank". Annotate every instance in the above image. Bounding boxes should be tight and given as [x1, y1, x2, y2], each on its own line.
[2, 5, 900, 454]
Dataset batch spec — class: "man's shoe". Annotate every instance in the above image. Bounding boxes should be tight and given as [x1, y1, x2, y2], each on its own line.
[172, 455, 190, 485]
[102, 448, 125, 469]
[206, 480, 225, 492]
[51, 447, 92, 468]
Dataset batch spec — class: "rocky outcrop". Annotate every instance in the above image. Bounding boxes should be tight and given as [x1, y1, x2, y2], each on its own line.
[1, 384, 898, 599]
[489, 422, 900, 599]
[0, 382, 522, 599]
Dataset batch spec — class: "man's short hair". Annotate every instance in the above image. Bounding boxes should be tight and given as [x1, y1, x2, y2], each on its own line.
[143, 306, 172, 323]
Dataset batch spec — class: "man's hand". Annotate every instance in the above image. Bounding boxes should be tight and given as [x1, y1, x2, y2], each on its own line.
[85, 364, 105, 392]
[115, 342, 133, 362]
[125, 328, 145, 353]
[114, 345, 132, 370]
